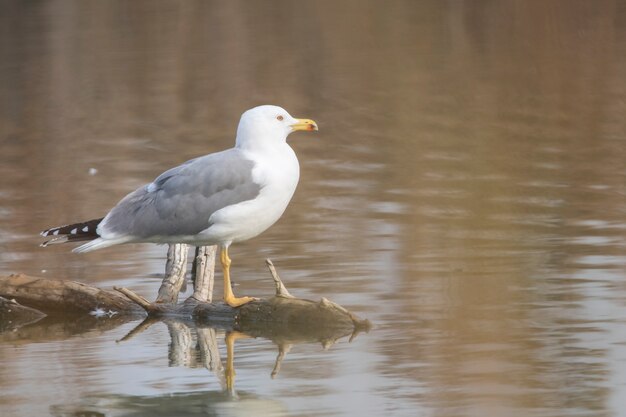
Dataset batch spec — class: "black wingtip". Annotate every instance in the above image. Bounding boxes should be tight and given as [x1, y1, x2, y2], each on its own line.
[40, 218, 104, 246]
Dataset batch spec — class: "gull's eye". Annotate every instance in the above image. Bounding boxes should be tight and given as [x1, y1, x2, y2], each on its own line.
[276, 115, 284, 121]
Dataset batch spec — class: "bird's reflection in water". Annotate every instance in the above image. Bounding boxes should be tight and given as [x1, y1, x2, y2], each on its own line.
[51, 389, 288, 417]
[46, 317, 363, 417]
[121, 316, 362, 397]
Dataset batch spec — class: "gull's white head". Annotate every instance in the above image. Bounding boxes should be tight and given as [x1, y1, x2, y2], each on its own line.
[235, 105, 318, 149]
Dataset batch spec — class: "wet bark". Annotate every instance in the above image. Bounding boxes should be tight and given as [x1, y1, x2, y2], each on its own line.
[119, 257, 370, 335]
[0, 273, 142, 314]
[156, 243, 189, 304]
[0, 259, 371, 335]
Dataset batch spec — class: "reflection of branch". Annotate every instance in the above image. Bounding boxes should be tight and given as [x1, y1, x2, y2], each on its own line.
[159, 323, 237, 394]
[116, 316, 159, 343]
[349, 323, 370, 343]
[122, 319, 229, 391]
[271, 343, 292, 379]
[115, 315, 367, 399]
[166, 320, 194, 367]
[0, 296, 46, 331]
[197, 327, 226, 389]
[126, 320, 225, 388]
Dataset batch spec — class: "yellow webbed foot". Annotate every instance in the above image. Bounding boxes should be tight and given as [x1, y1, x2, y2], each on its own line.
[224, 295, 258, 308]
[224, 296, 258, 308]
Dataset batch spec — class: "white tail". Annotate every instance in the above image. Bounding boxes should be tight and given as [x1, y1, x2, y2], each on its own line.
[73, 237, 132, 253]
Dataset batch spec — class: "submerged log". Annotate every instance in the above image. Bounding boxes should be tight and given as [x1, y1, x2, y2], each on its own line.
[1, 256, 371, 397]
[0, 273, 142, 315]
[0, 295, 46, 331]
[0, 260, 371, 335]
[117, 259, 370, 334]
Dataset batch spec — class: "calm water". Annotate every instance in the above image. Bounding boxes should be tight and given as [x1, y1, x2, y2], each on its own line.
[1, 1, 626, 416]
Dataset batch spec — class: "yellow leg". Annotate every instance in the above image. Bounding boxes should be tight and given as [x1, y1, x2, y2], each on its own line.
[220, 246, 256, 307]
[224, 331, 252, 393]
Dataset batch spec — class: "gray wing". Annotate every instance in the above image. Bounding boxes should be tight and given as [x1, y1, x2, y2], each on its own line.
[101, 148, 261, 238]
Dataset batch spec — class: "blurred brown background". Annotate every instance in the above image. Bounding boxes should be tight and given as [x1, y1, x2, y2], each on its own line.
[1, 1, 626, 416]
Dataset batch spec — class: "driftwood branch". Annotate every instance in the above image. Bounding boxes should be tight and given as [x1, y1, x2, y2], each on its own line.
[112, 259, 370, 335]
[156, 243, 189, 304]
[0, 262, 370, 338]
[1, 250, 372, 399]
[0, 273, 142, 315]
[114, 286, 158, 313]
[266, 259, 294, 298]
[191, 245, 217, 302]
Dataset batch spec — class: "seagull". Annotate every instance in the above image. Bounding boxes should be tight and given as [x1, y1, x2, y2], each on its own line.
[41, 105, 318, 307]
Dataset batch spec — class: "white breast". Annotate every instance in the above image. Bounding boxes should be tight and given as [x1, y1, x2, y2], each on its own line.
[201, 144, 300, 244]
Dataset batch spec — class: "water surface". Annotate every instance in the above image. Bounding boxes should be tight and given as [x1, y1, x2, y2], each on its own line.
[1, 1, 626, 416]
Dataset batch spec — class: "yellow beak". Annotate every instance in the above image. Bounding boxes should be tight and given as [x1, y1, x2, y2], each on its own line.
[290, 118, 318, 132]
